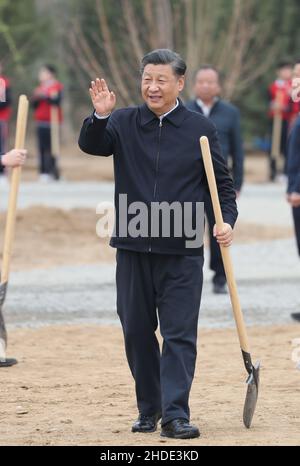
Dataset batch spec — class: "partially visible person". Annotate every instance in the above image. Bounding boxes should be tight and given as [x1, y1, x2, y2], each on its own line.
[0, 62, 12, 182]
[268, 61, 293, 179]
[289, 59, 300, 130]
[186, 65, 244, 294]
[0, 148, 27, 168]
[31, 64, 63, 182]
[286, 112, 300, 322]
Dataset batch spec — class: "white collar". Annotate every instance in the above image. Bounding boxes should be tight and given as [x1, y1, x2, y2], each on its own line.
[159, 98, 179, 121]
[196, 97, 218, 116]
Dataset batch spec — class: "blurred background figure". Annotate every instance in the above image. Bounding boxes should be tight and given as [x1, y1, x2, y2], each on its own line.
[290, 58, 300, 130]
[268, 61, 293, 180]
[31, 64, 63, 182]
[0, 63, 12, 184]
[287, 60, 300, 322]
[186, 65, 244, 294]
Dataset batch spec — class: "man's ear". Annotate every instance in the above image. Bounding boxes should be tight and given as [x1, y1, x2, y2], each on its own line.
[178, 75, 185, 92]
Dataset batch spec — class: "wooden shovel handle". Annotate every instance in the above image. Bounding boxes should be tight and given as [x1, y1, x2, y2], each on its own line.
[271, 90, 284, 165]
[200, 136, 250, 353]
[1, 95, 29, 284]
[50, 105, 60, 157]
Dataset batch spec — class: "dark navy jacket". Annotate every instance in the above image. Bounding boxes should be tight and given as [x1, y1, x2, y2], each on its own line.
[78, 99, 238, 256]
[185, 99, 244, 191]
[287, 116, 300, 194]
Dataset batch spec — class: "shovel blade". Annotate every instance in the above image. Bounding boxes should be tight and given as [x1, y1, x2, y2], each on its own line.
[0, 282, 8, 362]
[243, 361, 260, 428]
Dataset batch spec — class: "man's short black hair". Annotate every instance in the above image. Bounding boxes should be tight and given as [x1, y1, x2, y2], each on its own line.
[140, 49, 186, 77]
[294, 58, 300, 65]
[44, 64, 57, 75]
[277, 60, 293, 69]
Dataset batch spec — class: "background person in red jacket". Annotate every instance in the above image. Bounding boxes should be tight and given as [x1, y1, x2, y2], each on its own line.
[31, 64, 63, 182]
[0, 62, 12, 182]
[268, 60, 293, 179]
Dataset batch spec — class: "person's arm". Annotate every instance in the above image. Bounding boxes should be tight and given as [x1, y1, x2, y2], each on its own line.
[229, 108, 244, 193]
[48, 89, 63, 106]
[78, 78, 117, 157]
[0, 149, 27, 167]
[287, 122, 300, 207]
[78, 112, 116, 156]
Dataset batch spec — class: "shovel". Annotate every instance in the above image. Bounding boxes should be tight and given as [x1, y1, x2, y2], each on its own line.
[0, 95, 29, 367]
[270, 90, 284, 181]
[200, 136, 260, 428]
[50, 97, 61, 180]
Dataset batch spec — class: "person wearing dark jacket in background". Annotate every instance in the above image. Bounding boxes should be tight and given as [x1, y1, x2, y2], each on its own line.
[186, 65, 244, 294]
[79, 49, 238, 439]
[31, 64, 63, 182]
[0, 62, 12, 182]
[287, 111, 300, 322]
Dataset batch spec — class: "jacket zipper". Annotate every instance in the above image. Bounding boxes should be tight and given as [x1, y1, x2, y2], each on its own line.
[149, 118, 163, 252]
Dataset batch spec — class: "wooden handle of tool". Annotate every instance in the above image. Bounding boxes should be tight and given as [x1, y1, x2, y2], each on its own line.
[271, 91, 283, 165]
[200, 136, 250, 353]
[50, 105, 60, 157]
[1, 95, 29, 284]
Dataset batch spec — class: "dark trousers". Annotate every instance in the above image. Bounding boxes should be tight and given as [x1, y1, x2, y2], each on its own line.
[116, 248, 204, 426]
[268, 118, 289, 177]
[204, 192, 226, 285]
[37, 124, 60, 177]
[293, 207, 300, 257]
[0, 120, 8, 174]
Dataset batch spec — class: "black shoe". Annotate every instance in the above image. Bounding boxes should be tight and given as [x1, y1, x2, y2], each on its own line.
[160, 418, 200, 439]
[132, 412, 162, 433]
[213, 282, 227, 294]
[291, 313, 300, 322]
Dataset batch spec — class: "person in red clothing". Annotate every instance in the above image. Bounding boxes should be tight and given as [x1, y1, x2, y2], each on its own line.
[31, 64, 63, 181]
[268, 61, 293, 179]
[0, 62, 12, 180]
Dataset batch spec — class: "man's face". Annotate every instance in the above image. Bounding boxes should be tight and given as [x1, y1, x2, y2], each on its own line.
[38, 67, 53, 83]
[278, 66, 292, 81]
[141, 64, 184, 115]
[194, 69, 220, 102]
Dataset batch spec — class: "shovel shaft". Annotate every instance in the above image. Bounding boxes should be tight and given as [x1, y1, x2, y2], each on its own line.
[1, 95, 29, 284]
[200, 136, 250, 354]
[50, 105, 60, 157]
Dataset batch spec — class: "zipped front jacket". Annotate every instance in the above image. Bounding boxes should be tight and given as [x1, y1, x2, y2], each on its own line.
[78, 99, 238, 256]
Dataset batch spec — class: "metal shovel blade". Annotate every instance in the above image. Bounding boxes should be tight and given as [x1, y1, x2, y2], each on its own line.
[243, 360, 260, 428]
[0, 281, 17, 367]
[0, 281, 8, 345]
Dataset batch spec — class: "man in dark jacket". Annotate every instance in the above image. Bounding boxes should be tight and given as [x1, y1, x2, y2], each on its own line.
[186, 65, 244, 294]
[79, 49, 238, 439]
[287, 114, 300, 322]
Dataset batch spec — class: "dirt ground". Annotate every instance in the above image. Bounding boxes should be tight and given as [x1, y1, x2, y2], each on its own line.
[0, 324, 299, 446]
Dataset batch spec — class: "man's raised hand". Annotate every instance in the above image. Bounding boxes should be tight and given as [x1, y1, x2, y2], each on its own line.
[89, 78, 116, 116]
